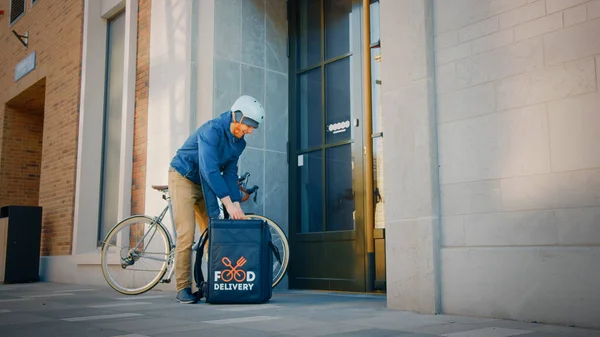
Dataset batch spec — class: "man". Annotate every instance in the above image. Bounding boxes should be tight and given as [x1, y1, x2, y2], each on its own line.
[168, 95, 265, 303]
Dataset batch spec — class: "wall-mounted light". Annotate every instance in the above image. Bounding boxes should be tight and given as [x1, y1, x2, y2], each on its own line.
[12, 30, 28, 49]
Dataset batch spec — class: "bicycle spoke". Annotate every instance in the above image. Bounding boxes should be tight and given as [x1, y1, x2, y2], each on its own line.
[100, 215, 171, 295]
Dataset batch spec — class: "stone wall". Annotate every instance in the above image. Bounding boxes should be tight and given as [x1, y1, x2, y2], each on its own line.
[434, 0, 600, 328]
[213, 0, 290, 290]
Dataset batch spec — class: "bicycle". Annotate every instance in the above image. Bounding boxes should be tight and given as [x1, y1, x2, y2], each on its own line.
[100, 172, 289, 295]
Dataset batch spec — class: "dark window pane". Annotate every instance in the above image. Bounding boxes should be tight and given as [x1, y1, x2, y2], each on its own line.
[371, 47, 382, 134]
[370, 1, 380, 45]
[298, 67, 323, 149]
[299, 150, 323, 233]
[10, 0, 25, 23]
[326, 145, 354, 231]
[325, 0, 352, 59]
[325, 58, 351, 144]
[297, 0, 321, 69]
[99, 11, 126, 241]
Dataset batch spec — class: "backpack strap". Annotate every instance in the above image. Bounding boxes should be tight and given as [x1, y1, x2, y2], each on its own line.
[193, 227, 210, 297]
[269, 241, 281, 265]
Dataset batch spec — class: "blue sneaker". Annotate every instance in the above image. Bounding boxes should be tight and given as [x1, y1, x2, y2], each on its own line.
[176, 287, 197, 304]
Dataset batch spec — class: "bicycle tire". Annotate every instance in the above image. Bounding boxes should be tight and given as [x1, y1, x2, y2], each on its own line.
[100, 215, 172, 295]
[244, 214, 289, 288]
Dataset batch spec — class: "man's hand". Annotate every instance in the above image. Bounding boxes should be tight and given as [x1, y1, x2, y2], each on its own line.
[221, 197, 245, 219]
[227, 203, 245, 219]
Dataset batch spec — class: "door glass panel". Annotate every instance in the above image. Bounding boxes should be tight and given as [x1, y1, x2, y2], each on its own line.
[298, 67, 323, 150]
[326, 144, 354, 231]
[299, 150, 323, 233]
[325, 0, 352, 59]
[325, 58, 351, 144]
[371, 47, 382, 134]
[370, 0, 382, 134]
[373, 137, 386, 229]
[298, 0, 322, 69]
[370, 1, 380, 45]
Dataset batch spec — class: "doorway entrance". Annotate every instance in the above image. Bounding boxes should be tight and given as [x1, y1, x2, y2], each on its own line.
[288, 0, 367, 292]
[0, 78, 46, 208]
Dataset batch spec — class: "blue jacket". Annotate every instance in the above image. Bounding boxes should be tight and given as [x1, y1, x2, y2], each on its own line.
[170, 111, 246, 218]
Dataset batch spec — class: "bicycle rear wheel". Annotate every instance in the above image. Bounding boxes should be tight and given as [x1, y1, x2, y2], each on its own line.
[100, 215, 172, 295]
[244, 214, 289, 288]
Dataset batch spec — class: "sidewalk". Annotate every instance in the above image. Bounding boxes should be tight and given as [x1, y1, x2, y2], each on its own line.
[0, 282, 598, 337]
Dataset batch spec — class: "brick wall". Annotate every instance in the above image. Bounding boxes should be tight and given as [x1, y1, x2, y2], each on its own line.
[0, 106, 43, 207]
[433, 0, 600, 327]
[132, 0, 151, 215]
[0, 0, 84, 256]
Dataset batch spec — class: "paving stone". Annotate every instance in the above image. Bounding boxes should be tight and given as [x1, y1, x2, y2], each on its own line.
[0, 300, 78, 312]
[216, 316, 331, 332]
[133, 322, 216, 336]
[0, 320, 125, 337]
[0, 283, 598, 337]
[298, 310, 380, 323]
[401, 322, 484, 335]
[154, 325, 289, 337]
[517, 333, 572, 337]
[338, 313, 442, 331]
[428, 314, 500, 325]
[281, 324, 370, 336]
[92, 317, 202, 333]
[140, 304, 272, 322]
[0, 295, 29, 302]
[0, 312, 53, 326]
[532, 325, 600, 336]
[321, 328, 416, 337]
[33, 307, 119, 319]
[473, 320, 545, 331]
[440, 327, 532, 337]
[105, 302, 185, 313]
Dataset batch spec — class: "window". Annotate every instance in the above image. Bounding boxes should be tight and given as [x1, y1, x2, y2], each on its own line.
[98, 10, 126, 242]
[10, 0, 25, 24]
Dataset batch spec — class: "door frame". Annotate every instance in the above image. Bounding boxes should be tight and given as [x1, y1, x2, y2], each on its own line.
[287, 0, 369, 292]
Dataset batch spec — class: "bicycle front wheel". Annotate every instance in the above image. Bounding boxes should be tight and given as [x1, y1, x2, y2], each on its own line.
[244, 214, 289, 288]
[100, 215, 172, 295]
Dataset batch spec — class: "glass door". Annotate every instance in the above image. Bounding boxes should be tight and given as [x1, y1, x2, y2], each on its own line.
[288, 0, 366, 292]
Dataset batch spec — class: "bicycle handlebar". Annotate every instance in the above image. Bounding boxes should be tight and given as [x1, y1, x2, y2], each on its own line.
[238, 172, 259, 202]
[238, 172, 250, 183]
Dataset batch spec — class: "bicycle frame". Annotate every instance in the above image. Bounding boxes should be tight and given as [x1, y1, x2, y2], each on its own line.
[129, 174, 260, 284]
[157, 190, 207, 284]
[101, 171, 287, 294]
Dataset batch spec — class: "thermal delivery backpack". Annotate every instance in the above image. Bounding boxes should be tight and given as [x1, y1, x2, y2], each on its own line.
[194, 218, 273, 304]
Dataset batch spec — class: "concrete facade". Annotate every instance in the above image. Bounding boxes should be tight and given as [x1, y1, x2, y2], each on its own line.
[1, 0, 599, 331]
[378, 0, 442, 316]
[211, 0, 290, 259]
[435, 0, 600, 328]
[211, 0, 290, 288]
[379, 0, 600, 329]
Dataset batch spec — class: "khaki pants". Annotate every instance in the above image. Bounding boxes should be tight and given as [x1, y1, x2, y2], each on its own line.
[168, 168, 209, 292]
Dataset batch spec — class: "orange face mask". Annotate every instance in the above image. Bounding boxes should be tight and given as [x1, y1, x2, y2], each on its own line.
[232, 113, 247, 138]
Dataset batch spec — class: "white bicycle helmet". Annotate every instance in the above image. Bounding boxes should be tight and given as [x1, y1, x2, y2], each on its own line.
[231, 95, 265, 128]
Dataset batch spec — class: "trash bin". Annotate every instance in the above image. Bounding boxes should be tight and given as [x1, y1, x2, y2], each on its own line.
[0, 205, 42, 284]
